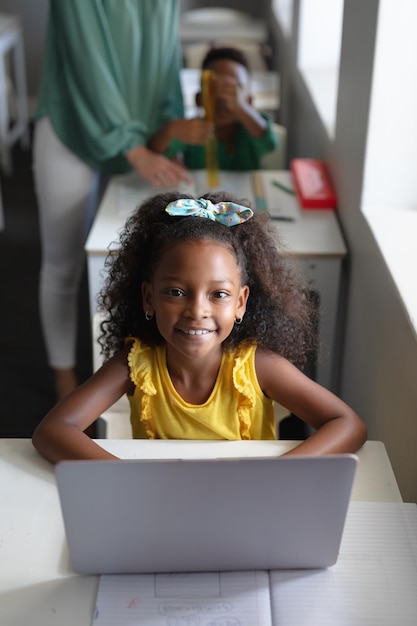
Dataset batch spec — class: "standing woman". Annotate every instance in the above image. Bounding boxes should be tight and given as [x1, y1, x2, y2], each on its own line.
[33, 0, 190, 399]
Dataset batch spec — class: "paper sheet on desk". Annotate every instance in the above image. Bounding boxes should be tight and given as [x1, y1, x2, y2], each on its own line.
[93, 570, 272, 625]
[117, 180, 195, 218]
[192, 170, 255, 205]
[92, 503, 417, 626]
[259, 171, 300, 221]
[270, 502, 417, 625]
[116, 171, 256, 217]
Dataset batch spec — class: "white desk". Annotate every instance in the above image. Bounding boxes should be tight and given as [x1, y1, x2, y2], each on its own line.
[0, 439, 407, 625]
[0, 13, 30, 231]
[85, 170, 347, 391]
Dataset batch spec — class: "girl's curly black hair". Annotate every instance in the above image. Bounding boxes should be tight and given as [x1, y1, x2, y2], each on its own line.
[97, 190, 318, 370]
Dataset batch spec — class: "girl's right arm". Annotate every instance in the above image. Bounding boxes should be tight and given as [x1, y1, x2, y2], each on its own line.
[32, 348, 132, 463]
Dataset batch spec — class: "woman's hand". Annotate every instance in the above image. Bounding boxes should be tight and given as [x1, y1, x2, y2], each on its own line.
[126, 144, 192, 188]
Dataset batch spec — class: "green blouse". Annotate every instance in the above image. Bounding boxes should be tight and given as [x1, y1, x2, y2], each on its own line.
[35, 0, 184, 173]
[166, 114, 278, 171]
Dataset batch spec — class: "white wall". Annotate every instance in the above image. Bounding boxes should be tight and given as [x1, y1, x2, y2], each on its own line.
[270, 0, 417, 502]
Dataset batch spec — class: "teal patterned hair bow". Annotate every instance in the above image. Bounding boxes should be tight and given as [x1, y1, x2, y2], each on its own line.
[165, 197, 253, 226]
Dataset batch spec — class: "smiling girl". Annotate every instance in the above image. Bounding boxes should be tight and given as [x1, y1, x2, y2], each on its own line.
[32, 191, 366, 462]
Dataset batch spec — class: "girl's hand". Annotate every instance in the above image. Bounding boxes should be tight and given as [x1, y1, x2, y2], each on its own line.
[126, 144, 192, 188]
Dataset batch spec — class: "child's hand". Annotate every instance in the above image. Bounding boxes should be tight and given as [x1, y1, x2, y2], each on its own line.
[213, 74, 248, 116]
[208, 73, 266, 137]
[170, 119, 214, 145]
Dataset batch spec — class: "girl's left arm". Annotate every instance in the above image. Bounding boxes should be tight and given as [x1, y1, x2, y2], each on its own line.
[255, 350, 367, 455]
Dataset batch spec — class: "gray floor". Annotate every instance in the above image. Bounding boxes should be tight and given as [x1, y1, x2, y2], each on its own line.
[0, 135, 92, 437]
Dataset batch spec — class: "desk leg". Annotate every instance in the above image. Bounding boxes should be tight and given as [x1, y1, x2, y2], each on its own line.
[87, 254, 105, 315]
[298, 258, 343, 392]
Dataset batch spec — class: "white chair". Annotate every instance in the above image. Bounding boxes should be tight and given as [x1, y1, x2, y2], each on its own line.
[261, 123, 287, 171]
[0, 13, 29, 175]
[0, 13, 29, 231]
[180, 7, 270, 74]
[180, 7, 268, 45]
[183, 40, 270, 72]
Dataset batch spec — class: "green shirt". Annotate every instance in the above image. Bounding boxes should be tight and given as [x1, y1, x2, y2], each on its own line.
[166, 114, 278, 171]
[35, 0, 184, 173]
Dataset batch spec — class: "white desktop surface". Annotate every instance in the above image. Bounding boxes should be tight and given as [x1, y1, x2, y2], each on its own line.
[0, 439, 405, 626]
[85, 170, 346, 258]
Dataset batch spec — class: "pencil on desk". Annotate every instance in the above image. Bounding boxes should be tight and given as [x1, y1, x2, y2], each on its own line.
[272, 215, 295, 222]
[271, 179, 295, 195]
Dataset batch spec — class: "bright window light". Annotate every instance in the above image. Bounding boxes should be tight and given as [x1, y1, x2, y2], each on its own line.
[361, 0, 417, 334]
[362, 0, 417, 208]
[297, 0, 344, 137]
[272, 0, 294, 37]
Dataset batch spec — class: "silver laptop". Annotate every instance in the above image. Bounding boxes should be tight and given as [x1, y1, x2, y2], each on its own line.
[55, 454, 358, 574]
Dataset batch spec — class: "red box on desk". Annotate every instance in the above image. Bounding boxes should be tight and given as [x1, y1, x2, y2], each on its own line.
[290, 159, 337, 209]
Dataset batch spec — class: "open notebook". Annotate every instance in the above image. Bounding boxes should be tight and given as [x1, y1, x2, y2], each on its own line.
[55, 454, 357, 575]
[92, 502, 417, 626]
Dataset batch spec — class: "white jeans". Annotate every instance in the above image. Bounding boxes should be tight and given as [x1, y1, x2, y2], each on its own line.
[33, 117, 104, 369]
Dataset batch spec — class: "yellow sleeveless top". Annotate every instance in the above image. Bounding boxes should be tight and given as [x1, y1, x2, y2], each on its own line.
[126, 338, 276, 440]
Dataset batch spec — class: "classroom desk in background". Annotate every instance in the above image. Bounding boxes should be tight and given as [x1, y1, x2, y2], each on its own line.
[85, 170, 347, 392]
[0, 439, 411, 626]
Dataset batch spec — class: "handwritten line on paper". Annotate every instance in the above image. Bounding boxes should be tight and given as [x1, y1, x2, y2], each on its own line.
[154, 572, 221, 597]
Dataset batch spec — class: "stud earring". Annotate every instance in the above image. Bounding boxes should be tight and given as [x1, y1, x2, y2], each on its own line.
[145, 311, 154, 321]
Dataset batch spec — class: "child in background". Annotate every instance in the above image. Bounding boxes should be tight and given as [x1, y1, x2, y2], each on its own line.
[32, 191, 367, 462]
[148, 47, 278, 170]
